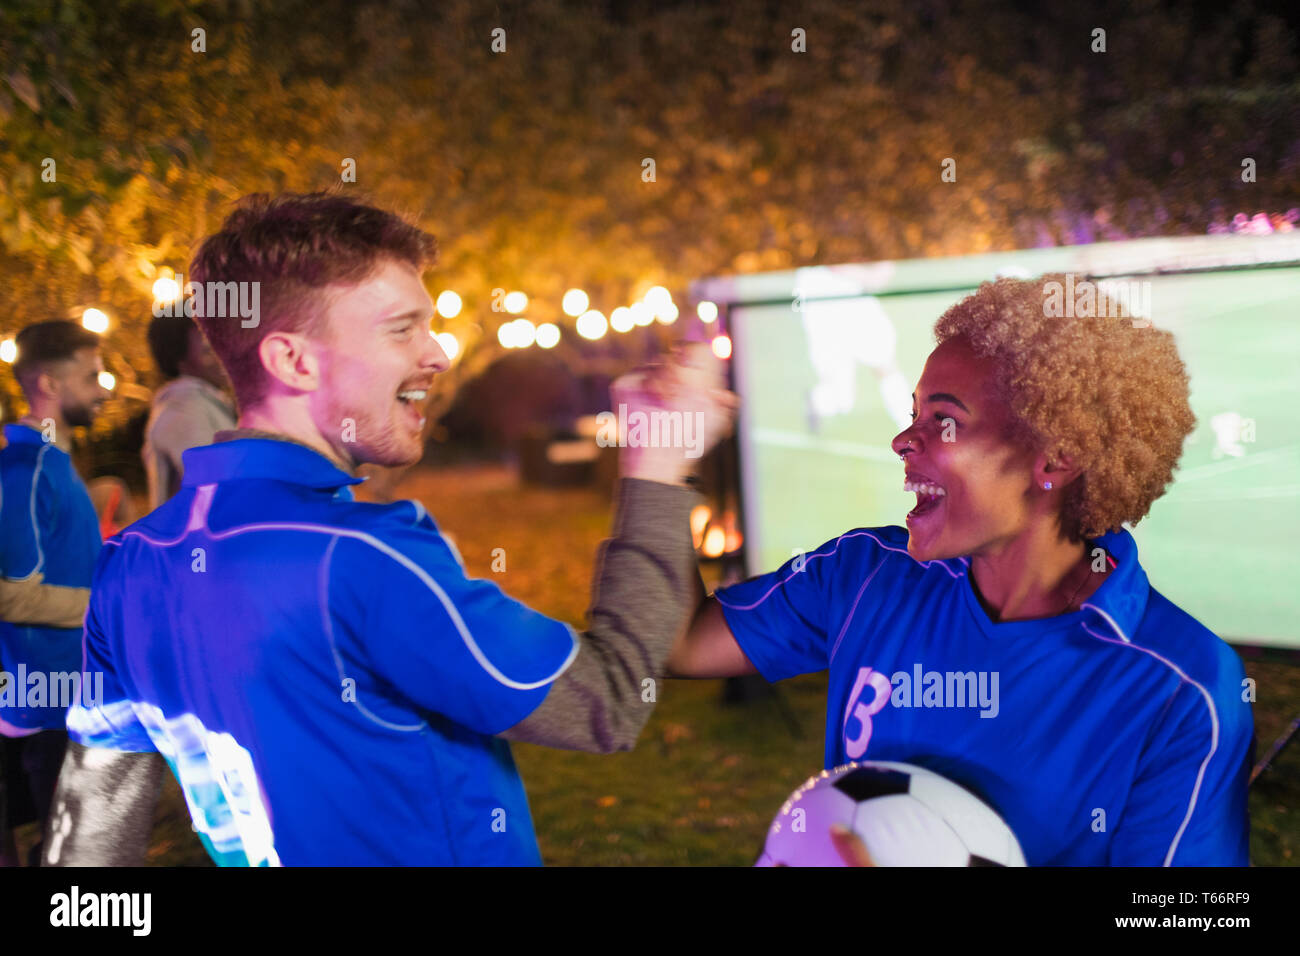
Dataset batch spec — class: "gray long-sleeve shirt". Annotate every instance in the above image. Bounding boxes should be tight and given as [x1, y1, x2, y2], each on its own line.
[502, 475, 701, 752]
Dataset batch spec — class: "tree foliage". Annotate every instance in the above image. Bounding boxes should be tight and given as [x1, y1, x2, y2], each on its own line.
[1, 0, 1296, 428]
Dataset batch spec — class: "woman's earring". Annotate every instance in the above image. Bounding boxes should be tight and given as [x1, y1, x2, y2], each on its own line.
[1043, 481, 1053, 490]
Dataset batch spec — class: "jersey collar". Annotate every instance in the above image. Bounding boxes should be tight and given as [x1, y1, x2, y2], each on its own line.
[2, 422, 69, 455]
[1076, 526, 1151, 642]
[180, 433, 366, 491]
[959, 525, 1150, 641]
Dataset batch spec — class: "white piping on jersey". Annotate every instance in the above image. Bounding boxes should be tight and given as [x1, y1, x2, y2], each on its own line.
[1079, 599, 1130, 644]
[407, 499, 428, 525]
[108, 484, 580, 692]
[828, 557, 890, 663]
[1079, 609, 1221, 867]
[440, 533, 466, 571]
[319, 536, 426, 732]
[715, 529, 964, 613]
[7, 443, 52, 580]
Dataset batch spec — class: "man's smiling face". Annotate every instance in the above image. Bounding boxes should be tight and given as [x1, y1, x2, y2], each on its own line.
[890, 336, 1041, 562]
[311, 257, 449, 468]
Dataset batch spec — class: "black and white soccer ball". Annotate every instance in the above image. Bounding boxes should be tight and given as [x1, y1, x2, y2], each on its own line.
[756, 760, 1027, 867]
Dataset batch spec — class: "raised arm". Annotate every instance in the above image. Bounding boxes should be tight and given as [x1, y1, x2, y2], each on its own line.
[500, 476, 707, 752]
[501, 346, 750, 752]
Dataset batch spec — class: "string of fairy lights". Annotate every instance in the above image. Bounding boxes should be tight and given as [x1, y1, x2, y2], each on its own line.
[482, 285, 729, 359]
[0, 275, 742, 559]
[0, 277, 733, 382]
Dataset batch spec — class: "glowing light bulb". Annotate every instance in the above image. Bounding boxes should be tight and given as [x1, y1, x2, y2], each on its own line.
[562, 289, 589, 317]
[703, 526, 726, 558]
[436, 291, 463, 318]
[152, 277, 181, 303]
[511, 318, 537, 348]
[610, 307, 634, 333]
[536, 323, 560, 348]
[434, 332, 460, 360]
[82, 308, 109, 334]
[576, 310, 608, 340]
[644, 286, 673, 314]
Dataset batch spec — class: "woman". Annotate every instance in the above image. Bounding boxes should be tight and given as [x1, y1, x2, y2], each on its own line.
[668, 275, 1253, 866]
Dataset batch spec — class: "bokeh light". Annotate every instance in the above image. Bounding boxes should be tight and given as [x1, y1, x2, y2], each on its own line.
[576, 309, 608, 340]
[610, 306, 634, 333]
[436, 291, 463, 318]
[434, 331, 460, 360]
[630, 302, 654, 327]
[511, 318, 537, 348]
[562, 288, 589, 317]
[82, 308, 109, 334]
[536, 322, 560, 348]
[644, 285, 673, 314]
[690, 504, 711, 548]
[152, 277, 181, 303]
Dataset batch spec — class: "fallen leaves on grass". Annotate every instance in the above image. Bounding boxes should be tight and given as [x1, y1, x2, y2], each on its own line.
[661, 722, 693, 745]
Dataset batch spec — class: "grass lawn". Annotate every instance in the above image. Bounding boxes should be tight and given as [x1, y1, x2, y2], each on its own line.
[15, 463, 1297, 865]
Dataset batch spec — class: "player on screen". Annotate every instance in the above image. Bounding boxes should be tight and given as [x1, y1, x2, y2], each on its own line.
[43, 192, 735, 866]
[667, 276, 1253, 866]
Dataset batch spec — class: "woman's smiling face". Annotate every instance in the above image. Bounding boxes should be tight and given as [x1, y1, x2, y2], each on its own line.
[890, 335, 1045, 562]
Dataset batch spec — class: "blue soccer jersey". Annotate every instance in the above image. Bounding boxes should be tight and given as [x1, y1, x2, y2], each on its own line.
[67, 436, 578, 866]
[0, 423, 102, 733]
[715, 525, 1253, 866]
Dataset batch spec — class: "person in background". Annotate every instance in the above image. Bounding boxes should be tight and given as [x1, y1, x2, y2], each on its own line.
[142, 313, 236, 510]
[0, 320, 109, 866]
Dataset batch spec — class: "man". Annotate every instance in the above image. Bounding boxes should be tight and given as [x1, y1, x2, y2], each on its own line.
[45, 192, 734, 865]
[142, 313, 236, 509]
[0, 320, 110, 866]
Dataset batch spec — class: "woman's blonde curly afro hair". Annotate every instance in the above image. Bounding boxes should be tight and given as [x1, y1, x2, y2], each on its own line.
[932, 274, 1197, 543]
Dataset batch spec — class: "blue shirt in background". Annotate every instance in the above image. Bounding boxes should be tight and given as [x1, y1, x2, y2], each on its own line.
[0, 423, 102, 733]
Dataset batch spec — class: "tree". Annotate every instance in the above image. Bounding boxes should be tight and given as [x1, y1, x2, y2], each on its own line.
[2, 0, 1296, 436]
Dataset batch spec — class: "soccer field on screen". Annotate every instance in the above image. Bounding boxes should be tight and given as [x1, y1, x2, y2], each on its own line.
[699, 234, 1300, 650]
